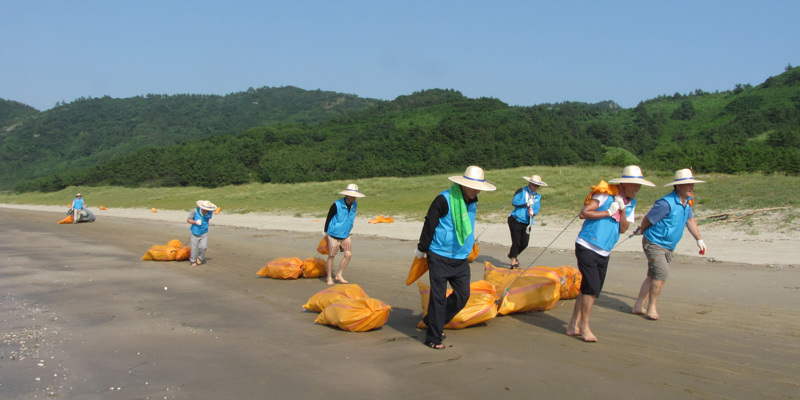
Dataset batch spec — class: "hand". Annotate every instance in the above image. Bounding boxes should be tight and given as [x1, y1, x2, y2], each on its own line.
[614, 195, 626, 212]
[697, 239, 706, 255]
[322, 231, 328, 237]
[633, 225, 643, 235]
[195, 220, 202, 226]
[414, 248, 426, 259]
[606, 201, 620, 217]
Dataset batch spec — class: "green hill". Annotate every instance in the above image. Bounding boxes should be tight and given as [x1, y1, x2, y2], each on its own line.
[6, 67, 800, 192]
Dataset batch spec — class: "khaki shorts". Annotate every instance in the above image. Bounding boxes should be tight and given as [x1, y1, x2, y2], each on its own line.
[326, 236, 352, 257]
[643, 236, 672, 281]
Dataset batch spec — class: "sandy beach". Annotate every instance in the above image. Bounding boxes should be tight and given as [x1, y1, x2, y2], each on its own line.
[1, 204, 798, 399]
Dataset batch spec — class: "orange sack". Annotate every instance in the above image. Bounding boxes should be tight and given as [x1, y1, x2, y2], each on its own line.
[483, 262, 561, 314]
[301, 257, 327, 279]
[467, 242, 480, 261]
[174, 246, 191, 261]
[368, 215, 394, 224]
[303, 283, 369, 312]
[316, 236, 329, 255]
[141, 245, 178, 261]
[416, 280, 498, 330]
[256, 257, 303, 279]
[314, 298, 391, 332]
[57, 215, 74, 224]
[405, 256, 428, 286]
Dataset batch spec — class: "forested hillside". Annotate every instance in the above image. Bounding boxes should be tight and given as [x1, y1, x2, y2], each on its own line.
[6, 67, 800, 192]
[0, 86, 378, 189]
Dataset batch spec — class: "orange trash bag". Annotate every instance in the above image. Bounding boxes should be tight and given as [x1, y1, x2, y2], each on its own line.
[301, 257, 327, 279]
[174, 246, 191, 261]
[99, 206, 108, 210]
[416, 280, 499, 330]
[303, 283, 369, 312]
[538, 266, 582, 300]
[483, 262, 561, 314]
[167, 239, 183, 248]
[316, 236, 328, 255]
[314, 298, 391, 332]
[405, 256, 428, 286]
[214, 207, 221, 215]
[368, 215, 394, 224]
[57, 215, 74, 224]
[256, 257, 303, 279]
[141, 245, 178, 261]
[467, 242, 480, 261]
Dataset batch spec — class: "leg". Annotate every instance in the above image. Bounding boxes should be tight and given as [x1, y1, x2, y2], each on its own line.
[190, 234, 200, 266]
[335, 250, 351, 283]
[645, 279, 665, 320]
[72, 208, 79, 223]
[578, 294, 598, 342]
[507, 217, 522, 268]
[567, 293, 582, 336]
[196, 233, 208, 264]
[325, 236, 341, 285]
[632, 277, 651, 314]
[443, 260, 471, 324]
[325, 256, 335, 285]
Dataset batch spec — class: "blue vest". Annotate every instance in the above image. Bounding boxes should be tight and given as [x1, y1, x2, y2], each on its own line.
[327, 198, 357, 239]
[190, 207, 213, 236]
[577, 195, 637, 252]
[429, 190, 477, 260]
[72, 198, 84, 210]
[645, 191, 691, 250]
[509, 187, 541, 225]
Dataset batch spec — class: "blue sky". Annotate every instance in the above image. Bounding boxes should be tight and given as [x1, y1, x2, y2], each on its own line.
[2, 1, 798, 111]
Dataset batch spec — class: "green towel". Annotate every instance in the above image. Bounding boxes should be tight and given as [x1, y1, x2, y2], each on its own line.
[449, 183, 473, 246]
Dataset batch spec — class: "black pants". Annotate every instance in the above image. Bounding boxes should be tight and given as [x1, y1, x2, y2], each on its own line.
[424, 251, 471, 344]
[507, 216, 530, 259]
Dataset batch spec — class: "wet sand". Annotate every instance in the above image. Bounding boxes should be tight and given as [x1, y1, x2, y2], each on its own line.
[1, 207, 798, 399]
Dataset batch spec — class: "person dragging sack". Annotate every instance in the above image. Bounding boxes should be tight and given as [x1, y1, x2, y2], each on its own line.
[70, 193, 85, 224]
[187, 200, 216, 267]
[567, 165, 655, 342]
[416, 166, 496, 349]
[507, 174, 547, 269]
[323, 184, 365, 286]
[632, 169, 707, 321]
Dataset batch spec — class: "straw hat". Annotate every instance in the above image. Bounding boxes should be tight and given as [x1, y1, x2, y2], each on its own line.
[448, 166, 497, 191]
[608, 165, 656, 187]
[523, 174, 548, 186]
[76, 193, 82, 197]
[664, 168, 705, 186]
[339, 183, 366, 198]
[195, 200, 217, 211]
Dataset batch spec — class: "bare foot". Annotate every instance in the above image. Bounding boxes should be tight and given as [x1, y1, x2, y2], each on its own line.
[335, 277, 349, 284]
[647, 313, 660, 320]
[581, 332, 598, 342]
[566, 327, 580, 336]
[632, 308, 646, 315]
[326, 280, 334, 286]
[191, 262, 197, 267]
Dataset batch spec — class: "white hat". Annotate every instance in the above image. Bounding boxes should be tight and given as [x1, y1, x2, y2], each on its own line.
[664, 168, 706, 186]
[339, 183, 366, 198]
[448, 166, 497, 191]
[76, 193, 82, 197]
[523, 174, 548, 186]
[608, 165, 656, 187]
[195, 200, 217, 211]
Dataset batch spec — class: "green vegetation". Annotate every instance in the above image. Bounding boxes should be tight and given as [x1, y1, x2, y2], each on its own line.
[3, 68, 800, 193]
[2, 166, 798, 221]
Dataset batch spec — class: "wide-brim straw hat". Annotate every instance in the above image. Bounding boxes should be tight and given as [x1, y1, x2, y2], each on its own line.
[608, 165, 656, 187]
[449, 165, 497, 191]
[339, 183, 366, 198]
[664, 168, 706, 186]
[196, 200, 217, 211]
[523, 174, 548, 186]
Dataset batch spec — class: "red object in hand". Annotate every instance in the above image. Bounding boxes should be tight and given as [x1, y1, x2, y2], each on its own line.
[699, 248, 705, 255]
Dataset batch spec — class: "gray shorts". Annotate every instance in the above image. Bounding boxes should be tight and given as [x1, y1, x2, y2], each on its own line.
[643, 236, 672, 281]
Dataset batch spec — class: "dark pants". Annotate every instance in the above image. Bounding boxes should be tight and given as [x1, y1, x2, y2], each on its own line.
[424, 251, 471, 344]
[575, 243, 609, 296]
[507, 216, 530, 259]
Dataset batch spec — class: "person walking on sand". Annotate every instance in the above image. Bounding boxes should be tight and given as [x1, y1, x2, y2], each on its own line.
[567, 165, 655, 342]
[187, 200, 216, 267]
[70, 193, 85, 223]
[323, 184, 365, 286]
[507, 174, 546, 269]
[416, 166, 496, 349]
[632, 169, 707, 321]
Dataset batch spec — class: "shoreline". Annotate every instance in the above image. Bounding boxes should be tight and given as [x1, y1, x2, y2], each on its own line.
[2, 203, 797, 267]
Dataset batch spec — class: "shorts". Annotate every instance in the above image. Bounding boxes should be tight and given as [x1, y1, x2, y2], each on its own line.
[326, 236, 351, 257]
[575, 243, 609, 296]
[643, 236, 672, 281]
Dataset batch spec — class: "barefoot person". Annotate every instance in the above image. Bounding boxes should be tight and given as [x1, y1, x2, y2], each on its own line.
[632, 169, 707, 320]
[416, 166, 496, 349]
[567, 166, 654, 342]
[70, 193, 85, 223]
[507, 174, 546, 269]
[323, 184, 365, 286]
[187, 200, 216, 267]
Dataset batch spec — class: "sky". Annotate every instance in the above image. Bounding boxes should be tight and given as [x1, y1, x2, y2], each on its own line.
[2, 1, 798, 111]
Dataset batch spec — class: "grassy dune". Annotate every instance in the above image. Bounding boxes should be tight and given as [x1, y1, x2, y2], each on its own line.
[2, 166, 798, 222]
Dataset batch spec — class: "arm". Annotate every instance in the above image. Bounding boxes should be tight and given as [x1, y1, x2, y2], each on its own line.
[187, 210, 199, 225]
[510, 188, 526, 207]
[635, 215, 652, 235]
[686, 218, 702, 241]
[323, 202, 337, 233]
[532, 193, 541, 216]
[579, 199, 609, 220]
[417, 195, 448, 252]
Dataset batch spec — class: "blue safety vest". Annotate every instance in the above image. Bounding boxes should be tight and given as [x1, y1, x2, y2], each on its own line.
[190, 207, 213, 236]
[509, 186, 541, 225]
[644, 191, 691, 250]
[577, 195, 636, 252]
[429, 190, 477, 260]
[326, 198, 357, 239]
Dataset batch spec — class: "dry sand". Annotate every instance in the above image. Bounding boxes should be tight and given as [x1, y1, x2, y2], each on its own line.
[1, 204, 798, 399]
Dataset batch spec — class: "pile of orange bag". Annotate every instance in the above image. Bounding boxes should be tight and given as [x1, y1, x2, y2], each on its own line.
[303, 284, 391, 332]
[368, 215, 394, 224]
[141, 239, 191, 261]
[256, 257, 327, 279]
